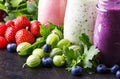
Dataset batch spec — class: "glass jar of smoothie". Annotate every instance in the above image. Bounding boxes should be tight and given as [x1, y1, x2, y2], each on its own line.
[38, 0, 67, 26]
[64, 0, 97, 44]
[93, 0, 120, 66]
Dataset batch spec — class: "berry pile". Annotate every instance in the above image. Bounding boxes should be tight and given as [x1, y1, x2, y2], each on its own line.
[0, 15, 41, 49]
[21, 30, 67, 69]
[96, 64, 120, 78]
[0, 15, 105, 77]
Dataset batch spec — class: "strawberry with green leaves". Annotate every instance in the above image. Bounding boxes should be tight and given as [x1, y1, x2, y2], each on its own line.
[5, 27, 17, 43]
[30, 20, 41, 37]
[14, 15, 31, 31]
[0, 24, 8, 36]
[15, 29, 35, 45]
[0, 36, 7, 48]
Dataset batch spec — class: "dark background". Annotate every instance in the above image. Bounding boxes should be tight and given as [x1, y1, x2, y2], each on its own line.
[0, 49, 117, 79]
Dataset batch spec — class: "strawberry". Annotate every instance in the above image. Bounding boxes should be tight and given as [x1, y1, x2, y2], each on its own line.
[5, 20, 14, 27]
[5, 27, 17, 43]
[0, 24, 7, 36]
[15, 29, 35, 45]
[30, 20, 41, 37]
[0, 36, 7, 48]
[14, 15, 31, 31]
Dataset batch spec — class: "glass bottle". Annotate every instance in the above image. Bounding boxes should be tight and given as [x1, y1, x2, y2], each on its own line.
[93, 0, 120, 66]
[38, 0, 67, 26]
[64, 0, 97, 44]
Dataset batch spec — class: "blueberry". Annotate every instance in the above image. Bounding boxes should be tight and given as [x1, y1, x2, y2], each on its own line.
[42, 57, 52, 67]
[7, 43, 17, 53]
[110, 64, 119, 74]
[71, 66, 82, 76]
[96, 64, 106, 73]
[116, 70, 120, 78]
[43, 44, 51, 53]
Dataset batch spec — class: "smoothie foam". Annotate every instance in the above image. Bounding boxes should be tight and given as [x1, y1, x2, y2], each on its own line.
[64, 0, 97, 44]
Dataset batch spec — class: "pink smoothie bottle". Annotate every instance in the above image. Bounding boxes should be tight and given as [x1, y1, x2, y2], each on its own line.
[38, 0, 67, 26]
[94, 0, 120, 66]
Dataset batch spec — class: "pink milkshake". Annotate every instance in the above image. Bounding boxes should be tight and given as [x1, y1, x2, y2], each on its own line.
[38, 0, 67, 26]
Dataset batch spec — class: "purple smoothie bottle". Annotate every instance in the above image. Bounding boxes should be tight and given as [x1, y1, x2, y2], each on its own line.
[94, 0, 120, 66]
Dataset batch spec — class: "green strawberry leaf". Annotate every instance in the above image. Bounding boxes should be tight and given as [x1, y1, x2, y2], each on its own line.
[63, 47, 81, 60]
[40, 25, 51, 38]
[27, 1, 37, 13]
[79, 33, 92, 49]
[22, 37, 45, 55]
[63, 46, 82, 70]
[0, 0, 3, 2]
[48, 22, 63, 32]
[0, 0, 38, 22]
[10, 0, 23, 7]
[0, 3, 5, 10]
[64, 33, 100, 73]
[31, 37, 45, 49]
[4, 13, 16, 21]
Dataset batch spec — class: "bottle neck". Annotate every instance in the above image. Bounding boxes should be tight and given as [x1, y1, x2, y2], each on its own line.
[98, 0, 120, 11]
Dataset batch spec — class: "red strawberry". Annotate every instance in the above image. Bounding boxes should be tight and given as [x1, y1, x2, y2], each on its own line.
[30, 20, 41, 37]
[0, 36, 7, 48]
[5, 27, 17, 43]
[0, 24, 7, 36]
[5, 20, 14, 27]
[14, 15, 31, 31]
[15, 29, 35, 45]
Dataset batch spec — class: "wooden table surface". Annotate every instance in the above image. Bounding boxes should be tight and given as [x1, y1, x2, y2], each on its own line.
[0, 49, 118, 79]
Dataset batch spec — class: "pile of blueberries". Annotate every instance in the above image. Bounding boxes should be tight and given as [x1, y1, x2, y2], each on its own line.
[97, 64, 120, 78]
[68, 64, 120, 78]
[6, 43, 120, 78]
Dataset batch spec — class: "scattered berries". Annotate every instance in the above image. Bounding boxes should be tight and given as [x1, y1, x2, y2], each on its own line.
[116, 70, 120, 78]
[96, 64, 106, 73]
[1, 15, 120, 78]
[53, 55, 65, 67]
[26, 55, 41, 68]
[42, 57, 52, 67]
[71, 66, 82, 76]
[15, 29, 35, 45]
[110, 64, 119, 74]
[0, 36, 7, 48]
[43, 44, 51, 53]
[7, 43, 17, 53]
[96, 64, 120, 78]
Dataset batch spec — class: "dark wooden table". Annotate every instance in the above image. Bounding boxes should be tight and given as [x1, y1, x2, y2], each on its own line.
[0, 49, 118, 79]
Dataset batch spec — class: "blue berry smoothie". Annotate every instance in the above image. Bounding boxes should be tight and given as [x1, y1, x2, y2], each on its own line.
[94, 0, 120, 66]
